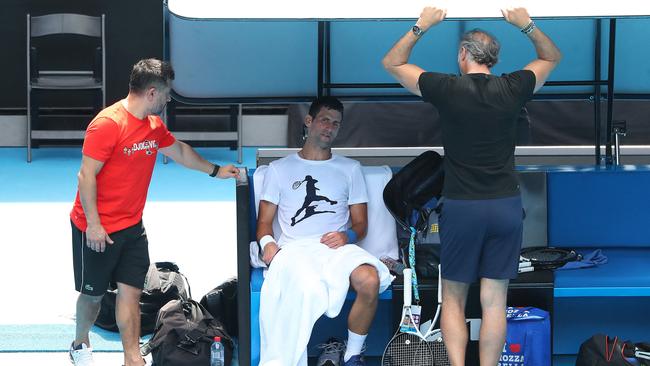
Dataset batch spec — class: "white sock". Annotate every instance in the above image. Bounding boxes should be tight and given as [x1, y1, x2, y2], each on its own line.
[344, 329, 367, 361]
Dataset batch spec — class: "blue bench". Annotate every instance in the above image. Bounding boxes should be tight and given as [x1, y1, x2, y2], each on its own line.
[546, 167, 650, 365]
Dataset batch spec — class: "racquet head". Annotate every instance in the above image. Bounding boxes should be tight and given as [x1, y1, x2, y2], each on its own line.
[520, 246, 581, 269]
[430, 336, 451, 366]
[382, 332, 434, 366]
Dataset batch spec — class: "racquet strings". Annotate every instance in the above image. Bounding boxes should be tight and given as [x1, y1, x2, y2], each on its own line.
[382, 332, 434, 366]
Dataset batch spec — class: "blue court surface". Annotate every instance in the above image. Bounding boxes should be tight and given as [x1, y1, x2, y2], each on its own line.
[0, 324, 137, 353]
[0, 147, 257, 202]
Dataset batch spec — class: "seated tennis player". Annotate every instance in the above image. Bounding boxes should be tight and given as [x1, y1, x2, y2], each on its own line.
[256, 97, 392, 366]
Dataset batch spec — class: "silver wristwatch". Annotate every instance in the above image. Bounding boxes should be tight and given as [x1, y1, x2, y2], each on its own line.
[412, 25, 424, 37]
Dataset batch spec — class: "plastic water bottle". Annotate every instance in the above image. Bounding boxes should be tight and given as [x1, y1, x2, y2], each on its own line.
[210, 336, 224, 366]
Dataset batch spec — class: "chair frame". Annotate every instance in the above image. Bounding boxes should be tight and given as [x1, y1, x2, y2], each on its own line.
[26, 13, 106, 162]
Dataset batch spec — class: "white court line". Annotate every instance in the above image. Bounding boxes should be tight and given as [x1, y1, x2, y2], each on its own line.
[0, 352, 127, 366]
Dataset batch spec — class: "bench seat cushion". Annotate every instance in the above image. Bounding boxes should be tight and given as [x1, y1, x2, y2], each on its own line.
[554, 248, 650, 297]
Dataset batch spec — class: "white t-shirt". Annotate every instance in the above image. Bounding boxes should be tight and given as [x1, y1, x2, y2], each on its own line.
[260, 153, 368, 245]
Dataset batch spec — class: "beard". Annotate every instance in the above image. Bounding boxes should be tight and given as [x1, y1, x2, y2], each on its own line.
[316, 135, 335, 149]
[151, 102, 166, 116]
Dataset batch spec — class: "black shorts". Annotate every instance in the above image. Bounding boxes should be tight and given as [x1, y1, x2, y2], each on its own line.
[71, 220, 150, 296]
[438, 195, 523, 283]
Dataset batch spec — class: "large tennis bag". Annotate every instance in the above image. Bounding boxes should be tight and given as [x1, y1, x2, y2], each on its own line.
[95, 262, 188, 335]
[383, 150, 444, 278]
[383, 150, 444, 233]
[140, 298, 234, 366]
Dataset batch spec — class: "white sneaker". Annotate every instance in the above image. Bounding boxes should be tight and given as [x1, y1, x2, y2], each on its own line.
[69, 342, 95, 365]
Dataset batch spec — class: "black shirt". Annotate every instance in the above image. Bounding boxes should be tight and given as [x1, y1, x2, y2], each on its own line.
[419, 70, 535, 199]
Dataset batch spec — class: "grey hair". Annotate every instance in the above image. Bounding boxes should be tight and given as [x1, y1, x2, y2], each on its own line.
[459, 29, 500, 68]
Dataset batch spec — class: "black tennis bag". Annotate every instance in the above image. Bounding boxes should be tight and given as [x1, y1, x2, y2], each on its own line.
[140, 298, 234, 366]
[576, 334, 650, 366]
[95, 262, 188, 335]
[383, 150, 444, 233]
[383, 150, 444, 278]
[200, 277, 238, 337]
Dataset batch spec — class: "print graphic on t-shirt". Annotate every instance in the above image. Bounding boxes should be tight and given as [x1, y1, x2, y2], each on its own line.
[290, 175, 337, 226]
[122, 139, 158, 156]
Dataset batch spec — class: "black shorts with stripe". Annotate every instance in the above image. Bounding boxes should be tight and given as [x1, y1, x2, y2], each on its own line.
[71, 220, 150, 296]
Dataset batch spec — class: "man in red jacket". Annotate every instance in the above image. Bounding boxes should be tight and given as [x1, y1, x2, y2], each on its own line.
[68, 58, 239, 366]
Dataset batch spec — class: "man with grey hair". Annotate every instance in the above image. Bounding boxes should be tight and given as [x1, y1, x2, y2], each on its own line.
[382, 7, 560, 366]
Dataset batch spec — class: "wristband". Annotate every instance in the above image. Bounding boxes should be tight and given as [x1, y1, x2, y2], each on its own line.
[209, 164, 220, 177]
[520, 20, 536, 35]
[259, 235, 276, 250]
[344, 229, 358, 244]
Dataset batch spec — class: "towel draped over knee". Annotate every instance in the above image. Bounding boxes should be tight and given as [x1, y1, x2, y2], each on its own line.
[259, 237, 392, 366]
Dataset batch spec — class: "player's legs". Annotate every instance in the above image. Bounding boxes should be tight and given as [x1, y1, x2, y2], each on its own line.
[441, 279, 470, 366]
[478, 278, 509, 366]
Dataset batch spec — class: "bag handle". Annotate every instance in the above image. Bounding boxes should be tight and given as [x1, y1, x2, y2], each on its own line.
[155, 261, 180, 272]
[605, 336, 618, 362]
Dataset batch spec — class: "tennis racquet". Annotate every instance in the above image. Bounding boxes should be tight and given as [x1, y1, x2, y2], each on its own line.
[381, 267, 450, 366]
[519, 246, 582, 272]
[292, 180, 304, 190]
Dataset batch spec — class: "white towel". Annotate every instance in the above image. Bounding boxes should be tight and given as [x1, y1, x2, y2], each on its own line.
[250, 241, 268, 269]
[259, 238, 393, 366]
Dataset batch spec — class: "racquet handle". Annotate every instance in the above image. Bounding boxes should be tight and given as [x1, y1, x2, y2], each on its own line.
[403, 268, 412, 306]
[437, 265, 442, 304]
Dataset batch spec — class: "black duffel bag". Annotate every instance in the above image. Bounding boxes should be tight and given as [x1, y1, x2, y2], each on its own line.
[384, 150, 444, 278]
[140, 298, 234, 366]
[577, 333, 650, 366]
[383, 150, 444, 234]
[200, 277, 238, 337]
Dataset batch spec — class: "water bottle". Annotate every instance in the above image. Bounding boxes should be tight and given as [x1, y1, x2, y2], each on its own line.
[210, 336, 224, 366]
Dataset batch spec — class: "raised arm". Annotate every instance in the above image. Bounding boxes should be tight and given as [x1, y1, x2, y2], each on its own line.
[382, 7, 447, 96]
[502, 7, 562, 93]
[160, 140, 239, 178]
